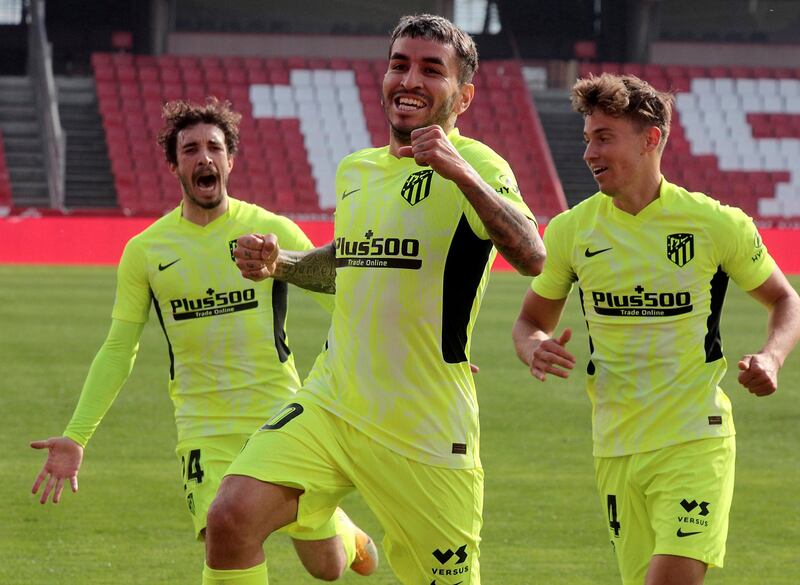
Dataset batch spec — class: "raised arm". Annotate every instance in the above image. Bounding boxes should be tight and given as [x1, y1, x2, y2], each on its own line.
[235, 234, 337, 294]
[398, 125, 546, 276]
[738, 269, 800, 396]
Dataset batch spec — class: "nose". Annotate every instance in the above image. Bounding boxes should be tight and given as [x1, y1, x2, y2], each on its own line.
[583, 141, 595, 163]
[400, 65, 422, 89]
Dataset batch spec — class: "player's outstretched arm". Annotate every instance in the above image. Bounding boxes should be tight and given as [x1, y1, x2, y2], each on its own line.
[236, 234, 337, 293]
[513, 289, 575, 382]
[30, 437, 84, 504]
[397, 125, 546, 276]
[738, 269, 800, 396]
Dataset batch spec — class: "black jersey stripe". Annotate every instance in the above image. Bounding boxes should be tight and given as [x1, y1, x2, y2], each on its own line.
[151, 289, 175, 380]
[272, 280, 291, 363]
[578, 287, 597, 375]
[441, 214, 493, 363]
[704, 267, 729, 363]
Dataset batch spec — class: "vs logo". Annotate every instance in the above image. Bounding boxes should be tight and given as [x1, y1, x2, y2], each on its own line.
[680, 499, 710, 516]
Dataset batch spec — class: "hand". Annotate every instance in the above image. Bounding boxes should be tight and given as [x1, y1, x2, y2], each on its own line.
[234, 234, 280, 281]
[738, 353, 780, 396]
[397, 125, 472, 183]
[470, 363, 480, 374]
[528, 329, 575, 382]
[30, 437, 84, 504]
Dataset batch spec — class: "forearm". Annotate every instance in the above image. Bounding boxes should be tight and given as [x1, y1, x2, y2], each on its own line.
[456, 171, 546, 276]
[274, 242, 337, 294]
[512, 317, 550, 366]
[63, 319, 143, 446]
[760, 294, 800, 367]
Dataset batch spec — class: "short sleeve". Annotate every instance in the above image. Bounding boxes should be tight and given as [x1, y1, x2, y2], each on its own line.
[718, 207, 776, 291]
[459, 143, 535, 240]
[530, 212, 576, 300]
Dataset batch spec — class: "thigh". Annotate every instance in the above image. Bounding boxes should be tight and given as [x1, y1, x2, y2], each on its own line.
[225, 400, 356, 536]
[176, 434, 249, 539]
[595, 454, 653, 585]
[340, 423, 484, 585]
[645, 437, 735, 570]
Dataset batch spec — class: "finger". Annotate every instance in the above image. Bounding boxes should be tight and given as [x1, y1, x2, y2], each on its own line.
[40, 476, 54, 504]
[409, 125, 441, 141]
[530, 366, 546, 382]
[53, 478, 65, 504]
[397, 145, 413, 158]
[236, 234, 265, 251]
[541, 362, 572, 379]
[241, 269, 268, 282]
[31, 469, 48, 494]
[30, 439, 50, 450]
[70, 476, 79, 493]
[557, 328, 572, 346]
[738, 355, 752, 371]
[469, 363, 480, 374]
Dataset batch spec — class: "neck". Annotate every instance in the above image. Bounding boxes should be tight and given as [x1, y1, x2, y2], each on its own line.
[611, 169, 663, 216]
[181, 194, 229, 226]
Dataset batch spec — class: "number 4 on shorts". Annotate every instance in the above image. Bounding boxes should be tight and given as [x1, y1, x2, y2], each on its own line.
[607, 494, 621, 537]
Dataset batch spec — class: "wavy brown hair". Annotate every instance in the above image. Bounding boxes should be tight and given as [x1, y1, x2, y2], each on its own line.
[571, 73, 674, 152]
[157, 97, 242, 165]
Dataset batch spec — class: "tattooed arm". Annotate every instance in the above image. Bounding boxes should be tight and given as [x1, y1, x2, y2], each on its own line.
[235, 234, 337, 293]
[456, 178, 545, 276]
[397, 125, 546, 276]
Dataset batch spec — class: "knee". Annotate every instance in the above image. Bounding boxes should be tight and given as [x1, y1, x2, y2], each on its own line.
[206, 496, 245, 543]
[304, 557, 345, 582]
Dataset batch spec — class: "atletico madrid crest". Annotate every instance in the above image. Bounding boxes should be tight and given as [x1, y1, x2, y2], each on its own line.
[667, 233, 694, 267]
[401, 169, 433, 206]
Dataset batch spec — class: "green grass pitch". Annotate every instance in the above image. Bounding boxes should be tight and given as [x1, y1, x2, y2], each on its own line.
[2, 266, 798, 584]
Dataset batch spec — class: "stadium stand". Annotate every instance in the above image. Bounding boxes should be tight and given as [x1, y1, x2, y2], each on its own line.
[579, 62, 800, 220]
[92, 52, 566, 220]
[0, 130, 12, 213]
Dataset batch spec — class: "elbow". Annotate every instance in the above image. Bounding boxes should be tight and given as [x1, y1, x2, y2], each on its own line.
[517, 253, 546, 277]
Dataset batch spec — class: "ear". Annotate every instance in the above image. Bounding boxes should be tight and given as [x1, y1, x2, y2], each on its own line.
[227, 155, 235, 172]
[168, 161, 178, 177]
[643, 126, 662, 153]
[453, 82, 475, 116]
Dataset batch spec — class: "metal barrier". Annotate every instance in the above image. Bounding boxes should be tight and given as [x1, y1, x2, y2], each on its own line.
[27, 0, 65, 210]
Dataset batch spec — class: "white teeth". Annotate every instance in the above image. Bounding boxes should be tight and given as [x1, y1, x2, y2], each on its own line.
[397, 96, 425, 109]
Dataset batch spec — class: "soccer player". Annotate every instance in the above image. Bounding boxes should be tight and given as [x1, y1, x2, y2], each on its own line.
[201, 14, 546, 585]
[512, 73, 800, 585]
[29, 97, 377, 581]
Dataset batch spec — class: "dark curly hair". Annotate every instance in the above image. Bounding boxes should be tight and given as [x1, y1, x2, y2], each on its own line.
[157, 97, 242, 165]
[390, 14, 478, 84]
[571, 73, 674, 152]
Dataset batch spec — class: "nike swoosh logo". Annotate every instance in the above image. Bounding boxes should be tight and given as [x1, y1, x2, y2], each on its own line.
[585, 247, 612, 257]
[342, 188, 360, 199]
[158, 258, 181, 271]
[676, 528, 702, 537]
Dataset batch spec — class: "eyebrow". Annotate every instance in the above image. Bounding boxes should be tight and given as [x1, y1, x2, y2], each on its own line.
[389, 52, 446, 67]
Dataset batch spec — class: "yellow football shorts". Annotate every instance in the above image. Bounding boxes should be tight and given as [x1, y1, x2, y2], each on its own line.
[176, 434, 337, 542]
[226, 398, 484, 585]
[594, 436, 736, 585]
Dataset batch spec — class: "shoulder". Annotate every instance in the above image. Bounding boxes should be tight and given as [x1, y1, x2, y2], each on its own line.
[339, 146, 388, 168]
[665, 181, 752, 229]
[451, 132, 506, 167]
[549, 192, 603, 230]
[125, 208, 179, 249]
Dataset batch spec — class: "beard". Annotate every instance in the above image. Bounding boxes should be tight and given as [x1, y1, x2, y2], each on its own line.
[384, 90, 458, 145]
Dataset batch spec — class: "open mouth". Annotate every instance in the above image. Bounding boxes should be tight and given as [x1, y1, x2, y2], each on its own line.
[592, 166, 608, 177]
[194, 170, 218, 192]
[394, 94, 426, 111]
